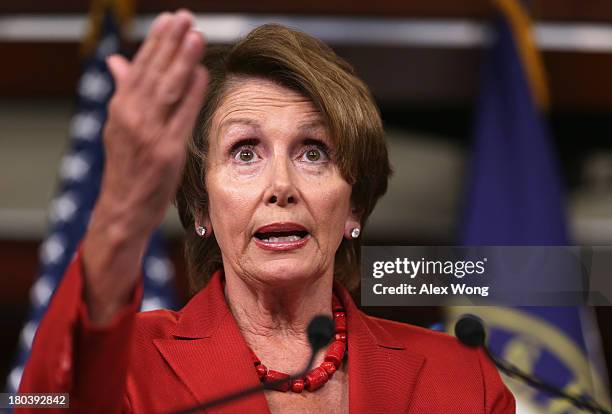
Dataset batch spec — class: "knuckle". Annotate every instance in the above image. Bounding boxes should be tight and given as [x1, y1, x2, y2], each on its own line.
[109, 97, 143, 131]
[156, 83, 181, 106]
[110, 112, 148, 149]
[143, 64, 163, 86]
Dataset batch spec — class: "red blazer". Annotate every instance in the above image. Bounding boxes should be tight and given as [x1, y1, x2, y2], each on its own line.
[18, 252, 515, 414]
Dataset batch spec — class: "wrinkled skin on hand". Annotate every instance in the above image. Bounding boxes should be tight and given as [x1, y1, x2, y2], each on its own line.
[82, 10, 208, 324]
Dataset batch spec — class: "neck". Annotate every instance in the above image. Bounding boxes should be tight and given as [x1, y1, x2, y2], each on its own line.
[223, 269, 334, 372]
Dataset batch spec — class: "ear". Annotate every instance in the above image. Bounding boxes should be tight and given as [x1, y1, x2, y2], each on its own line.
[343, 205, 362, 240]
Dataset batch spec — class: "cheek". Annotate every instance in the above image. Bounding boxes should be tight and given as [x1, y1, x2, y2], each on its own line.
[206, 172, 260, 240]
[308, 180, 352, 231]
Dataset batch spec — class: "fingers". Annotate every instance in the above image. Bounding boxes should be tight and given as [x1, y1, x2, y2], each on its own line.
[155, 30, 206, 109]
[111, 9, 207, 135]
[130, 12, 172, 81]
[167, 65, 209, 140]
[146, 10, 194, 82]
[106, 54, 130, 87]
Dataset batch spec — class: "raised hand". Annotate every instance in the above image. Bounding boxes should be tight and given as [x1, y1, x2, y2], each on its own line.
[82, 10, 208, 324]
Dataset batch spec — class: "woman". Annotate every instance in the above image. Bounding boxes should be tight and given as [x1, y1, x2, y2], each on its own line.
[18, 10, 515, 414]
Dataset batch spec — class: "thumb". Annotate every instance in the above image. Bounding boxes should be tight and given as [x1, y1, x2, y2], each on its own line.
[106, 54, 130, 86]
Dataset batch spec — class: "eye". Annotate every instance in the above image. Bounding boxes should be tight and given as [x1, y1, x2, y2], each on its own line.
[237, 148, 255, 162]
[305, 149, 321, 161]
[230, 140, 260, 164]
[300, 142, 330, 163]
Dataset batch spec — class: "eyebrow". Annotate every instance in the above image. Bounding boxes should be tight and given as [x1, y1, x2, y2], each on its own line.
[297, 119, 327, 132]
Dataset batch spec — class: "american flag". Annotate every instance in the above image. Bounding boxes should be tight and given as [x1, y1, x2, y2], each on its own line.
[5, 6, 178, 400]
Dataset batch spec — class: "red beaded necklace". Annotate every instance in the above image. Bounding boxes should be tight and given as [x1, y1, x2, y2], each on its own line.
[247, 294, 347, 393]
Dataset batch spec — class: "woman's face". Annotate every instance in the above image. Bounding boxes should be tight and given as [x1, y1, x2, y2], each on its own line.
[204, 77, 359, 287]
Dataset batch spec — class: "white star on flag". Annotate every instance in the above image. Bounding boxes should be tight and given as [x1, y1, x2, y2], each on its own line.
[30, 276, 54, 307]
[8, 367, 23, 393]
[79, 70, 112, 102]
[39, 234, 66, 265]
[20, 321, 38, 350]
[49, 192, 79, 224]
[60, 153, 90, 181]
[145, 256, 174, 285]
[70, 112, 102, 141]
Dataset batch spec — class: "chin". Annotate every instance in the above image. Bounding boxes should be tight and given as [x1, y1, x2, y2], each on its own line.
[252, 259, 323, 287]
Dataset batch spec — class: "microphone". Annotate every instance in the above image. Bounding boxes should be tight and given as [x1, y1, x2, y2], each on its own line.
[455, 314, 611, 414]
[170, 315, 335, 414]
[308, 315, 335, 353]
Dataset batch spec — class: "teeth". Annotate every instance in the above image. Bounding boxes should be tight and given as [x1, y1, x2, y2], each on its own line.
[263, 235, 302, 242]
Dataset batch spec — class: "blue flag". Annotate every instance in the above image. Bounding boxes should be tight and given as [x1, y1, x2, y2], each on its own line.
[5, 3, 178, 400]
[454, 0, 611, 412]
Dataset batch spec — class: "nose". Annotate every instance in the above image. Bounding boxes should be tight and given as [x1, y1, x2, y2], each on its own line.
[264, 156, 297, 207]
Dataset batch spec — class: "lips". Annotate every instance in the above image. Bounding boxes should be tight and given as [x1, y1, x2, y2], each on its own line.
[253, 222, 310, 251]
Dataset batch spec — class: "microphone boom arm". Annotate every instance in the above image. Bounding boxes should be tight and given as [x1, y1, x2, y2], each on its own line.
[455, 314, 610, 414]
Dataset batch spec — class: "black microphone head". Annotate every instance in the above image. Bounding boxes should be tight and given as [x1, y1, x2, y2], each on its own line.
[308, 315, 334, 352]
[454, 314, 486, 348]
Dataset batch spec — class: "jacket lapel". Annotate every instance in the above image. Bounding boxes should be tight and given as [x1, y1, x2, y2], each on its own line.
[153, 272, 425, 414]
[153, 272, 271, 414]
[334, 281, 426, 414]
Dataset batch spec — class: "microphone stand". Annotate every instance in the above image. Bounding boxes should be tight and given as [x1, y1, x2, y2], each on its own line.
[456, 314, 611, 414]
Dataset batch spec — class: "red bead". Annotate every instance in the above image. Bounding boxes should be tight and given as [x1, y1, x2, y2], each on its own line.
[321, 361, 337, 376]
[334, 312, 346, 333]
[291, 379, 305, 393]
[305, 367, 329, 391]
[325, 340, 346, 368]
[256, 364, 267, 379]
[265, 369, 291, 392]
[247, 295, 347, 394]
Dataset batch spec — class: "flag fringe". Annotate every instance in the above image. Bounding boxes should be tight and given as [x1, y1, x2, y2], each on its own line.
[492, 0, 550, 111]
[81, 0, 134, 57]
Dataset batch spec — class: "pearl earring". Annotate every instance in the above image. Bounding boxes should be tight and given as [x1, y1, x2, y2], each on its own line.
[350, 228, 360, 239]
[196, 226, 207, 237]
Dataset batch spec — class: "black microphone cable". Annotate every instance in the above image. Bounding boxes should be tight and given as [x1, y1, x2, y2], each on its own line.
[169, 315, 335, 414]
[455, 314, 611, 414]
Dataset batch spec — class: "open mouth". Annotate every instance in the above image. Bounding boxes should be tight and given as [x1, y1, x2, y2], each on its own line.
[254, 230, 309, 242]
